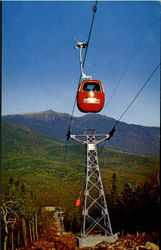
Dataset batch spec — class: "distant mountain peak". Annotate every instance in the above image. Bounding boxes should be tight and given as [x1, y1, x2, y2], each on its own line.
[43, 109, 55, 113]
[20, 109, 70, 120]
[22, 109, 55, 115]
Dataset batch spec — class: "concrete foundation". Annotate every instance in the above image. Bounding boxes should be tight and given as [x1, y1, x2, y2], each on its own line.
[76, 233, 118, 248]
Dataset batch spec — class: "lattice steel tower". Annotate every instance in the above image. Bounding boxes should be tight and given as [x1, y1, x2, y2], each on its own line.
[70, 128, 113, 237]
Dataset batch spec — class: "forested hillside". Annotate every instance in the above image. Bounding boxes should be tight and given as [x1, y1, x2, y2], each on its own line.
[2, 121, 159, 204]
[1, 122, 160, 249]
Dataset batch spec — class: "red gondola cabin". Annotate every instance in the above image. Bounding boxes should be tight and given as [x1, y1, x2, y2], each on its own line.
[77, 79, 105, 113]
[75, 198, 81, 207]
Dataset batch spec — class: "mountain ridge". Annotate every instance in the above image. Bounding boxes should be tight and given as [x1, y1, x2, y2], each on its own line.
[4, 109, 159, 128]
[2, 109, 160, 157]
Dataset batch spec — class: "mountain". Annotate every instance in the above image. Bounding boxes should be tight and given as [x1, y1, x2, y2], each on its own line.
[2, 109, 160, 157]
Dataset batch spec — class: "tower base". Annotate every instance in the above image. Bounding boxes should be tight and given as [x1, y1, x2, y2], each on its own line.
[76, 234, 118, 248]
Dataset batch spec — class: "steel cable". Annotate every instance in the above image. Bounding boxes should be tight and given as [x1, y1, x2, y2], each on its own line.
[63, 0, 98, 163]
[98, 62, 160, 156]
[67, 0, 98, 134]
[113, 62, 160, 127]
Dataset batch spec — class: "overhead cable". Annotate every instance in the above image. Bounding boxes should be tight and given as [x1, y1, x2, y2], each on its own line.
[67, 0, 98, 141]
[113, 62, 160, 128]
[98, 62, 160, 156]
[64, 1, 98, 164]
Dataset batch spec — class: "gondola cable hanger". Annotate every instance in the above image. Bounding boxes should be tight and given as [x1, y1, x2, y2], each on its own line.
[66, 0, 98, 141]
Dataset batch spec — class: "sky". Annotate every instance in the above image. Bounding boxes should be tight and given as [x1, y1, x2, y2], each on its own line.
[2, 1, 160, 127]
